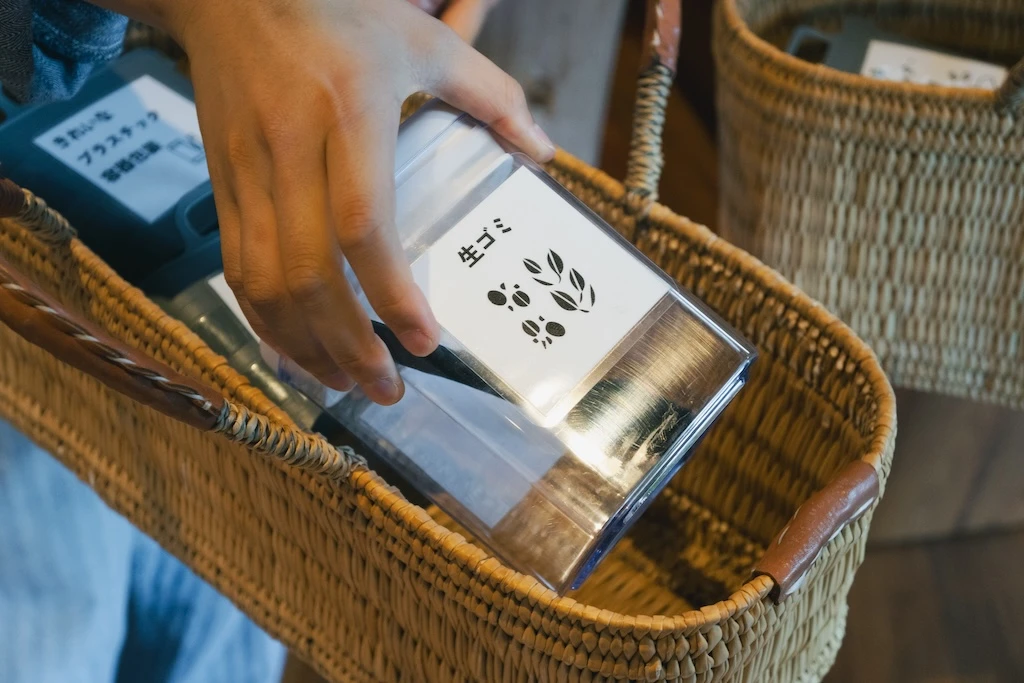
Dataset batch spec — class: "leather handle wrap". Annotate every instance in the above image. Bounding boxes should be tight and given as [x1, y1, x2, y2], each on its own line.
[0, 252, 227, 431]
[752, 460, 880, 603]
[0, 251, 366, 477]
[625, 0, 682, 208]
[641, 0, 682, 75]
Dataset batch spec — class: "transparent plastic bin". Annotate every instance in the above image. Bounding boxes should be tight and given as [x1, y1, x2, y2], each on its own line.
[217, 101, 757, 592]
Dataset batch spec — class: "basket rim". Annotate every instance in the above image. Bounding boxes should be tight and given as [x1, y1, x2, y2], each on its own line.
[274, 153, 896, 632]
[719, 0, 1013, 111]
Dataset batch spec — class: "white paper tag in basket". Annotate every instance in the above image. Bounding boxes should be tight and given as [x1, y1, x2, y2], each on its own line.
[861, 40, 1007, 89]
[34, 75, 209, 223]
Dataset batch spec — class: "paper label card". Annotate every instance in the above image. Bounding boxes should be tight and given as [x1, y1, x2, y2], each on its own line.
[34, 75, 209, 223]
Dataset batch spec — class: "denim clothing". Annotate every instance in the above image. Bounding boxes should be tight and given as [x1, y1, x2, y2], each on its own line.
[2, 7, 288, 680]
[0, 0, 127, 103]
[0, 419, 288, 682]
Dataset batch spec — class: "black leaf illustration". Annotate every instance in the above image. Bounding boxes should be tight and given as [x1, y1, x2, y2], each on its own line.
[547, 250, 564, 279]
[552, 291, 578, 311]
[523, 258, 543, 275]
[569, 268, 585, 293]
[589, 285, 596, 307]
[533, 278, 554, 287]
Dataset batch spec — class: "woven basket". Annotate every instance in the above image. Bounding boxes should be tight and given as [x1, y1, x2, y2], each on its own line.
[0, 3, 895, 680]
[714, 0, 1024, 410]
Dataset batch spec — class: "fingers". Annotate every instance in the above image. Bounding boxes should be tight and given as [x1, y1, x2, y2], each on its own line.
[326, 104, 440, 361]
[269, 123, 405, 405]
[233, 157, 357, 393]
[419, 28, 556, 162]
[216, 122, 350, 391]
[212, 98, 434, 405]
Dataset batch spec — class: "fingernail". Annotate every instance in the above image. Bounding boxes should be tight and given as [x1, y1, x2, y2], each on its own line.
[399, 329, 438, 357]
[531, 123, 556, 161]
[367, 375, 404, 406]
[323, 371, 356, 392]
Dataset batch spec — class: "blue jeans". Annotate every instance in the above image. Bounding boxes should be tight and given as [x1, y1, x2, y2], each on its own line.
[0, 0, 128, 104]
[0, 419, 287, 683]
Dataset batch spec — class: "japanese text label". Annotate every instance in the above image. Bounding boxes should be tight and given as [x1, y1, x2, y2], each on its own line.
[34, 75, 210, 223]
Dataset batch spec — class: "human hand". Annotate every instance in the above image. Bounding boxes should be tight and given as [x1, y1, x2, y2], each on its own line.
[155, 0, 553, 405]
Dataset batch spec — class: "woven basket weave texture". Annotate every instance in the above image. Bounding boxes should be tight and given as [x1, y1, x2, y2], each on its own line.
[715, 0, 1024, 409]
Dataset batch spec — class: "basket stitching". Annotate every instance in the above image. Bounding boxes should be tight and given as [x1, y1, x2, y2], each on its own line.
[213, 402, 367, 478]
[13, 188, 77, 245]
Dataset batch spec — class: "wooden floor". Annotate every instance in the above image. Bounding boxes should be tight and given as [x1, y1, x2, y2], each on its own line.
[826, 529, 1024, 682]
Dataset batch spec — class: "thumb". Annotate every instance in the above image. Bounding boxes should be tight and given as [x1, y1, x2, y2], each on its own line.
[421, 30, 556, 163]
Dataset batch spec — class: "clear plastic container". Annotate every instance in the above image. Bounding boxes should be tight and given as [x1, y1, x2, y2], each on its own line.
[224, 101, 757, 593]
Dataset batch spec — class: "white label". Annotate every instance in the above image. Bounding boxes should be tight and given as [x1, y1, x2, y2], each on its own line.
[412, 167, 670, 417]
[861, 40, 1007, 89]
[34, 75, 209, 223]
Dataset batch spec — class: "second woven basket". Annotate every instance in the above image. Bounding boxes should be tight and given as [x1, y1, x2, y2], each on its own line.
[714, 0, 1024, 410]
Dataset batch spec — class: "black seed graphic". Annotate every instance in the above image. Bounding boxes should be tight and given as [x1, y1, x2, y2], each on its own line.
[545, 322, 565, 337]
[523, 259, 543, 274]
[488, 290, 507, 306]
[552, 291, 578, 311]
[589, 285, 596, 307]
[522, 320, 540, 337]
[512, 291, 530, 307]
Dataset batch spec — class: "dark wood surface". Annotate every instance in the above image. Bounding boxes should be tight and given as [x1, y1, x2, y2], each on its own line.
[825, 529, 1024, 683]
[870, 390, 1024, 543]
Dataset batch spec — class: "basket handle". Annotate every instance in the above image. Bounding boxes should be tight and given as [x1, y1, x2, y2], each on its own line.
[996, 57, 1024, 110]
[752, 460, 880, 603]
[0, 180, 365, 479]
[623, 0, 682, 207]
